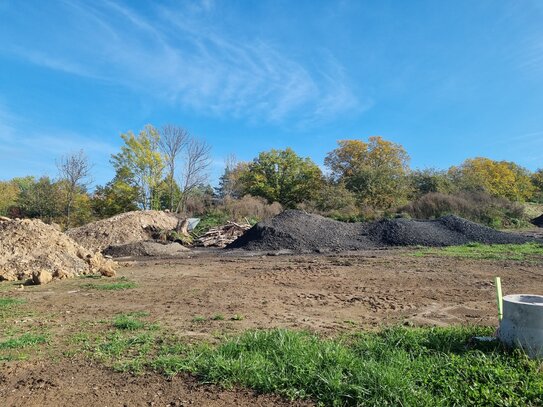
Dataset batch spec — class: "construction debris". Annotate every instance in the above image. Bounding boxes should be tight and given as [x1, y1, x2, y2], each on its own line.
[196, 221, 251, 248]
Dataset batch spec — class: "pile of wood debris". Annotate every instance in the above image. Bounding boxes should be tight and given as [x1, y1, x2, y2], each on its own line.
[196, 221, 251, 248]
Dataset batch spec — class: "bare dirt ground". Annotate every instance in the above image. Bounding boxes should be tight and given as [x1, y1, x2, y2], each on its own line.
[2, 248, 543, 406]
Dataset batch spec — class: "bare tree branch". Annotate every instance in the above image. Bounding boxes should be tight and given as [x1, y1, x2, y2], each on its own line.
[159, 125, 189, 211]
[177, 137, 212, 214]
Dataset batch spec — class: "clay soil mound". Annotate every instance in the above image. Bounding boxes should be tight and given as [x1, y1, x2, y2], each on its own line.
[0, 218, 115, 282]
[66, 210, 179, 252]
[228, 210, 535, 252]
[103, 241, 189, 258]
[531, 214, 543, 227]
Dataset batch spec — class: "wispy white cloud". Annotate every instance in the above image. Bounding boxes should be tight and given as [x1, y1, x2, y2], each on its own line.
[0, 104, 116, 183]
[3, 1, 363, 126]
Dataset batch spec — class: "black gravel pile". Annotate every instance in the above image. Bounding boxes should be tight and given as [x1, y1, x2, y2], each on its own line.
[368, 215, 531, 247]
[531, 214, 543, 228]
[227, 210, 535, 252]
[227, 210, 374, 252]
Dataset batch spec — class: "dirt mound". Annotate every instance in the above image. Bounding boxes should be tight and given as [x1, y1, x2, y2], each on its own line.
[228, 210, 535, 252]
[103, 241, 189, 258]
[0, 218, 116, 283]
[66, 210, 180, 252]
[531, 214, 543, 227]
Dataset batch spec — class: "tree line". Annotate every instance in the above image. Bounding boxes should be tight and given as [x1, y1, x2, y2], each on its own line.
[1, 125, 542, 229]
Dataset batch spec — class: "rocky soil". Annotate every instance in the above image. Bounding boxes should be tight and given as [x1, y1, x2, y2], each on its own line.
[66, 210, 180, 252]
[0, 218, 115, 283]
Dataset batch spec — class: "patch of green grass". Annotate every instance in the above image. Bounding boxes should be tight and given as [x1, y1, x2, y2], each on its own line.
[169, 327, 542, 406]
[211, 314, 225, 321]
[230, 314, 244, 321]
[113, 314, 146, 331]
[0, 297, 24, 308]
[83, 277, 137, 291]
[0, 333, 47, 350]
[0, 297, 26, 321]
[71, 321, 543, 406]
[414, 242, 543, 261]
[79, 274, 102, 279]
[192, 315, 207, 323]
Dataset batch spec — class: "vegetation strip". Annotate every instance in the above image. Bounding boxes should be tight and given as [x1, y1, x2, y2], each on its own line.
[73, 315, 543, 406]
[414, 242, 543, 261]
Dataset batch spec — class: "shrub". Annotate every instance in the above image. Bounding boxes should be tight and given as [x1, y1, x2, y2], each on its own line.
[222, 195, 282, 222]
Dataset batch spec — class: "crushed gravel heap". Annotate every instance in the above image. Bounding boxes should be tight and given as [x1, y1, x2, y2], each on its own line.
[228, 210, 535, 252]
[0, 218, 116, 283]
[228, 210, 371, 252]
[103, 241, 189, 258]
[531, 214, 543, 228]
[67, 210, 180, 252]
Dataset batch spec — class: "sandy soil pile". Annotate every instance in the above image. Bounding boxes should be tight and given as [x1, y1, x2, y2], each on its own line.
[228, 210, 535, 252]
[103, 241, 189, 258]
[0, 218, 115, 283]
[66, 210, 180, 252]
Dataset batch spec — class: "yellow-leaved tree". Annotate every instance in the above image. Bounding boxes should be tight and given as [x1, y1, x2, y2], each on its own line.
[448, 157, 534, 202]
[324, 136, 410, 209]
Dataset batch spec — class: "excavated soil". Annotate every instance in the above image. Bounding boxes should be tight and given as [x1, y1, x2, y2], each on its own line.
[229, 210, 535, 252]
[103, 241, 189, 258]
[2, 249, 543, 405]
[0, 218, 114, 282]
[66, 210, 180, 252]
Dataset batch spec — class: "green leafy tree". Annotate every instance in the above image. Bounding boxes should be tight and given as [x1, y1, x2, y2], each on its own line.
[15, 176, 63, 222]
[313, 182, 359, 219]
[240, 148, 323, 208]
[91, 166, 140, 218]
[409, 168, 454, 199]
[111, 125, 165, 210]
[324, 137, 410, 209]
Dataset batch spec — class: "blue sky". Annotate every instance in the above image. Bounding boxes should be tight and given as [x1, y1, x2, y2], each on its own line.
[1, 0, 543, 187]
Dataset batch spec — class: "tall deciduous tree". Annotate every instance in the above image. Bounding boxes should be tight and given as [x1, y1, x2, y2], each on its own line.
[216, 154, 243, 199]
[177, 138, 212, 214]
[324, 137, 410, 209]
[57, 149, 92, 226]
[240, 148, 323, 208]
[111, 125, 164, 210]
[159, 125, 188, 211]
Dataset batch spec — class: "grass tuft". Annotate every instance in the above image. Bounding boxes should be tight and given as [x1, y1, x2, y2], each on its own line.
[0, 333, 47, 350]
[113, 314, 146, 331]
[83, 277, 137, 291]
